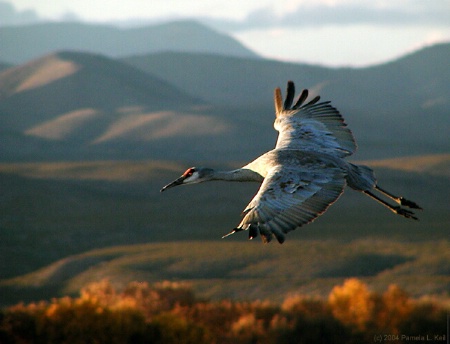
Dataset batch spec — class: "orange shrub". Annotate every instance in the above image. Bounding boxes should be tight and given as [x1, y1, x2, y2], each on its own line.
[376, 284, 413, 333]
[0, 278, 448, 344]
[328, 278, 376, 332]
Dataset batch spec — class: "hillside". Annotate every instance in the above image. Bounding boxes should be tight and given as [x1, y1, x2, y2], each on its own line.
[0, 154, 448, 272]
[123, 52, 331, 107]
[0, 50, 277, 162]
[0, 51, 200, 123]
[122, 43, 450, 159]
[0, 20, 259, 64]
[1, 239, 449, 306]
[0, 62, 11, 72]
[123, 43, 450, 107]
[1, 43, 448, 162]
[1, 51, 257, 161]
[0, 151, 448, 305]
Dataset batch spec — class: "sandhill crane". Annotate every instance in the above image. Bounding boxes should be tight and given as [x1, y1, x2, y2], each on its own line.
[161, 81, 421, 243]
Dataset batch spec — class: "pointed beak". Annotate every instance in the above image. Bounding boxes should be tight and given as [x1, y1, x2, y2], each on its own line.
[160, 176, 186, 192]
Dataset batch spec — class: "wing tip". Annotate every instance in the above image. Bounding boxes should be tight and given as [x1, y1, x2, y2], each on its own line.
[284, 81, 295, 110]
[274, 87, 283, 117]
[276, 81, 320, 115]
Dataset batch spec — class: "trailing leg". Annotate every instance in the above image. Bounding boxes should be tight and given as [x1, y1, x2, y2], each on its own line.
[374, 185, 422, 209]
[363, 190, 418, 220]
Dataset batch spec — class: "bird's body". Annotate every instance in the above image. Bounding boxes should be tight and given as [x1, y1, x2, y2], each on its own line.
[161, 81, 421, 243]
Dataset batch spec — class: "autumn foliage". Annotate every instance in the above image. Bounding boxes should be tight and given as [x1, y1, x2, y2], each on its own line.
[0, 278, 447, 344]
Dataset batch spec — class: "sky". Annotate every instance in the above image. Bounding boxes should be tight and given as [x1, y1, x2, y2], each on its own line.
[3, 0, 450, 67]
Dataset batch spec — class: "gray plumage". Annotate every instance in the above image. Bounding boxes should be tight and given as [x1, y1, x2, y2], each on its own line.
[161, 81, 421, 243]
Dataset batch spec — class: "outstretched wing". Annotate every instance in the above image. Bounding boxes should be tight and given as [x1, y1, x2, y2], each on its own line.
[274, 81, 356, 157]
[229, 161, 346, 243]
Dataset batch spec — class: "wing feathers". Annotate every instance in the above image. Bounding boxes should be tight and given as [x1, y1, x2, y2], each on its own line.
[233, 163, 345, 243]
[274, 87, 283, 117]
[274, 81, 356, 157]
[293, 89, 309, 109]
[283, 81, 296, 110]
[305, 95, 321, 106]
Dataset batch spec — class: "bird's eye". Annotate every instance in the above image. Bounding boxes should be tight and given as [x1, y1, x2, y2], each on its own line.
[183, 168, 195, 177]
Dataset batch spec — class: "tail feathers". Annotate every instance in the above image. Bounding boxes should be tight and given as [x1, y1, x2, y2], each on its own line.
[346, 163, 376, 191]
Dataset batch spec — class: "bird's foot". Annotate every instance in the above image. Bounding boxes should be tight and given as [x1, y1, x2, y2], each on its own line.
[222, 230, 236, 239]
[222, 227, 243, 239]
[399, 197, 422, 210]
[394, 206, 418, 220]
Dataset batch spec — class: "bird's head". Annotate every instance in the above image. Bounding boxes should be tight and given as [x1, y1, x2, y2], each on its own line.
[160, 167, 214, 192]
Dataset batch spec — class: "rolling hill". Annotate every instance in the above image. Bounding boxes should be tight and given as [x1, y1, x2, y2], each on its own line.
[1, 43, 449, 162]
[123, 43, 450, 108]
[1, 239, 449, 305]
[122, 43, 450, 159]
[0, 50, 200, 125]
[0, 20, 259, 64]
[0, 49, 279, 162]
[0, 51, 253, 161]
[0, 153, 449, 305]
[0, 154, 448, 273]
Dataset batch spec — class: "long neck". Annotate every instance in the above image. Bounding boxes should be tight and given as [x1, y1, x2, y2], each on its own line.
[212, 168, 264, 182]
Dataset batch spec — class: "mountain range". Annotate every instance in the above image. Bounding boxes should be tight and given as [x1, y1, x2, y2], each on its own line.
[0, 20, 258, 64]
[0, 40, 449, 162]
[122, 43, 450, 156]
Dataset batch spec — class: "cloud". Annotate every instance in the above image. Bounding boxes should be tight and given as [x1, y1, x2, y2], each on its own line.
[203, 1, 450, 31]
[0, 1, 39, 26]
[2, 0, 448, 30]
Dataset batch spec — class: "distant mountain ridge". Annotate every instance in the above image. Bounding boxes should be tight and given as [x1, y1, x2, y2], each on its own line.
[0, 20, 259, 64]
[0, 51, 229, 161]
[123, 43, 450, 108]
[122, 43, 450, 157]
[0, 43, 449, 162]
[0, 51, 201, 126]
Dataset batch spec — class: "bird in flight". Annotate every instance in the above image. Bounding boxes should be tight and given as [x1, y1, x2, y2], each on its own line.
[161, 81, 421, 243]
